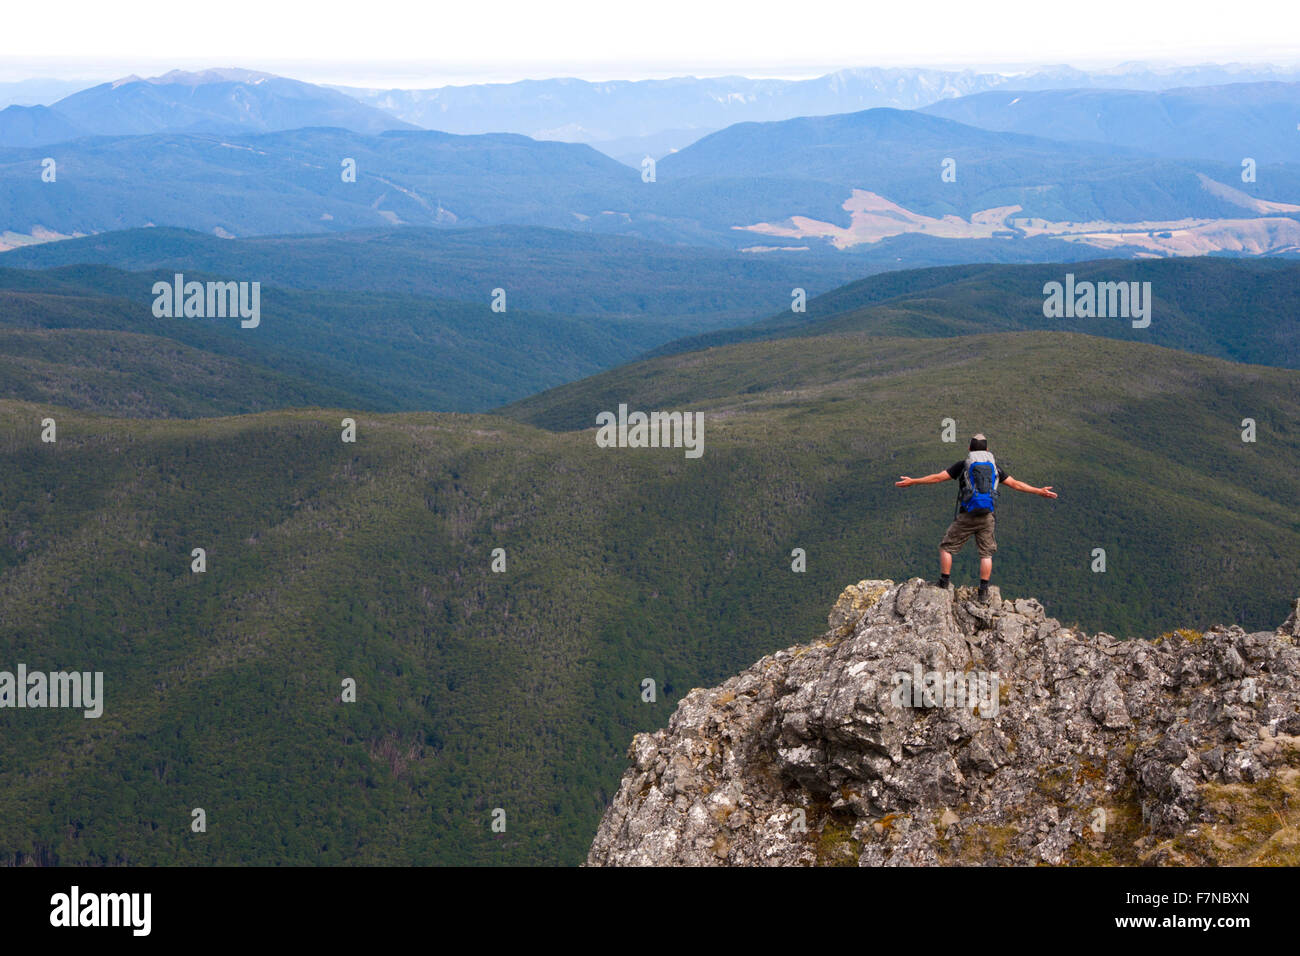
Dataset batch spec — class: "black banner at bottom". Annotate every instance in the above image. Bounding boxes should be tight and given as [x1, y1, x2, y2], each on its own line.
[0, 864, 1270, 941]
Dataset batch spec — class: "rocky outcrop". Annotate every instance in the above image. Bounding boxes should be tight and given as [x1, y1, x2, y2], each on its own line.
[588, 580, 1300, 866]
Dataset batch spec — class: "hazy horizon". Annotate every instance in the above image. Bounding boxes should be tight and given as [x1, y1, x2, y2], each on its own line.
[4, 0, 1300, 89]
[3, 53, 1300, 96]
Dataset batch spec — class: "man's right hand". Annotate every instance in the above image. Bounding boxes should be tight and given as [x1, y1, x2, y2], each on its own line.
[1038, 486, 1058, 499]
[895, 476, 915, 487]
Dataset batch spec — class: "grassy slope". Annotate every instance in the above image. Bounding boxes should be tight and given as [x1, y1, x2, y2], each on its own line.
[2, 331, 1296, 866]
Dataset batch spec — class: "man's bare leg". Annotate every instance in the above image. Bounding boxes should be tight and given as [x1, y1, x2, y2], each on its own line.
[938, 549, 953, 588]
[979, 556, 992, 600]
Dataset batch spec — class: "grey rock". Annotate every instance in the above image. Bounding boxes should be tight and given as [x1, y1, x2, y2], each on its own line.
[587, 579, 1300, 866]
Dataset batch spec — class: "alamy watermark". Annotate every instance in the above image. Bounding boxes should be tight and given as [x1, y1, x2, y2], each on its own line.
[152, 273, 260, 328]
[1042, 274, 1151, 328]
[0, 664, 103, 718]
[595, 404, 704, 458]
[50, 886, 150, 936]
[891, 665, 999, 718]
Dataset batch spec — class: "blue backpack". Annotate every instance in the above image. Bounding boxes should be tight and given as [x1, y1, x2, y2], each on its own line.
[958, 451, 999, 516]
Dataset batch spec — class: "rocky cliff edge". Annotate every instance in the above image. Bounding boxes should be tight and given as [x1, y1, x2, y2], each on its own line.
[587, 579, 1300, 866]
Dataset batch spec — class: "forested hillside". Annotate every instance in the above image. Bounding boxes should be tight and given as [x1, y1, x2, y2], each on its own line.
[651, 257, 1300, 370]
[3, 331, 1295, 866]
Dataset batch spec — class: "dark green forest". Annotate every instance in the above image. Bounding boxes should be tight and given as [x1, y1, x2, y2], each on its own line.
[2, 330, 1296, 866]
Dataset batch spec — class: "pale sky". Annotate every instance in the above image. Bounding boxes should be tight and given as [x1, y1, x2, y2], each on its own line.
[2, 0, 1298, 86]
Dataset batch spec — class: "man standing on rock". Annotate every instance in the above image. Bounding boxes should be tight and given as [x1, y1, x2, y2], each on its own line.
[895, 434, 1057, 600]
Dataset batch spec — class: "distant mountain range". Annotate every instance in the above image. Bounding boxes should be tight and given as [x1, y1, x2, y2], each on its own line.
[650, 109, 1300, 255]
[333, 62, 1300, 161]
[0, 127, 642, 245]
[923, 82, 1300, 165]
[4, 109, 1298, 257]
[0, 69, 412, 147]
[5, 62, 1300, 162]
[2, 66, 1299, 262]
[0, 104, 83, 149]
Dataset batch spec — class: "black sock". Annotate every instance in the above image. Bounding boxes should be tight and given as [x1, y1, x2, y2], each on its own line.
[938, 573, 950, 588]
[978, 578, 990, 593]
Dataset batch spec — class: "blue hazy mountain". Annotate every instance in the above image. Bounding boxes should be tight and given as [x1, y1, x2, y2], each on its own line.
[8, 63, 1300, 157]
[0, 104, 84, 148]
[923, 82, 1300, 164]
[335, 62, 1300, 157]
[655, 108, 1300, 231]
[3, 97, 1298, 258]
[0, 127, 643, 240]
[0, 69, 414, 146]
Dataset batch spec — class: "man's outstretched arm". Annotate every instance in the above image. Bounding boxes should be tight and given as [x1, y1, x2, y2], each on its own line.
[1002, 476, 1058, 499]
[895, 471, 952, 487]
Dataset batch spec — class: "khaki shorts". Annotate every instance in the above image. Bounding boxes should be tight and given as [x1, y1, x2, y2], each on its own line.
[940, 511, 997, 558]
